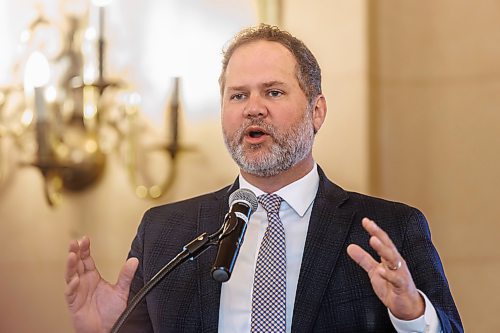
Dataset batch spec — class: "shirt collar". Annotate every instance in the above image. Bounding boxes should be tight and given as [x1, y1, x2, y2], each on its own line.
[238, 163, 319, 217]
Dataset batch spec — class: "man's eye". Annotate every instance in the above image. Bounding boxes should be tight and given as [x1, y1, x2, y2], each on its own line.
[230, 93, 246, 101]
[267, 90, 283, 98]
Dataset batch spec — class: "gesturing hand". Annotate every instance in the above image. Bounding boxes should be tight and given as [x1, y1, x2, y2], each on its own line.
[347, 218, 425, 320]
[65, 236, 139, 333]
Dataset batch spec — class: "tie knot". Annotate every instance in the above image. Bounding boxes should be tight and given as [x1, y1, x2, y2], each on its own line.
[258, 194, 282, 214]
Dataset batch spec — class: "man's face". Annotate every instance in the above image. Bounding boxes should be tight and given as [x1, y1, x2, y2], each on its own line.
[221, 40, 315, 177]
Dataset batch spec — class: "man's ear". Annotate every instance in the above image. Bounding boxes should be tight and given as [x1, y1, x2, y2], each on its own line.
[312, 95, 327, 133]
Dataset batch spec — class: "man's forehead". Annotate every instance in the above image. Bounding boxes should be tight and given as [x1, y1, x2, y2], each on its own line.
[225, 42, 297, 76]
[220, 40, 300, 94]
[229, 39, 293, 59]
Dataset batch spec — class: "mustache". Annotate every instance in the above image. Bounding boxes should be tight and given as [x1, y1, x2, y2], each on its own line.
[237, 119, 277, 142]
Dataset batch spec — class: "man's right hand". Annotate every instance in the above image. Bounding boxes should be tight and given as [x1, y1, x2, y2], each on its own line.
[65, 236, 139, 333]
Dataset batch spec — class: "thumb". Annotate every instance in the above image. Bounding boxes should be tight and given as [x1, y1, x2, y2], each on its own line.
[116, 257, 139, 293]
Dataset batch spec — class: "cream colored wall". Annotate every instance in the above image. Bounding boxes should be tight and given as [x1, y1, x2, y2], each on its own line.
[372, 1, 500, 331]
[284, 0, 371, 193]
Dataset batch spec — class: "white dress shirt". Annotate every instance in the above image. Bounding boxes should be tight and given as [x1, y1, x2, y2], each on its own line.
[218, 164, 441, 332]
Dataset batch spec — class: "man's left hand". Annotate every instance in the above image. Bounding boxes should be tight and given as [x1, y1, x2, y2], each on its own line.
[347, 217, 425, 320]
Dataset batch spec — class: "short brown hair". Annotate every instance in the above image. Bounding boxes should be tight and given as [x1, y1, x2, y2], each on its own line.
[219, 24, 322, 105]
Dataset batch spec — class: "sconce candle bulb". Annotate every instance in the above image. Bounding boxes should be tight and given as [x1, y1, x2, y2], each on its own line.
[24, 52, 50, 121]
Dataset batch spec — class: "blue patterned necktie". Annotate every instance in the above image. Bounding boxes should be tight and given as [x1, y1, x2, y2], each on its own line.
[251, 194, 286, 333]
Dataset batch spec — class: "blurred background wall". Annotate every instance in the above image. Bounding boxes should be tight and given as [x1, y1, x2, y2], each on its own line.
[0, 0, 499, 331]
[369, 1, 500, 330]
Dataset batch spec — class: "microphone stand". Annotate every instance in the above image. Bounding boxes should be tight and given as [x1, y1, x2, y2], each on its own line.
[110, 212, 239, 333]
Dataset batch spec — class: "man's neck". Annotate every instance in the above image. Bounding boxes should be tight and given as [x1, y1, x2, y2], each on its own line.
[240, 156, 315, 193]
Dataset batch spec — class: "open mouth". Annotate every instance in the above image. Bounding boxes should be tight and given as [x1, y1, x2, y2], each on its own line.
[249, 130, 265, 138]
[245, 126, 269, 141]
[242, 125, 272, 144]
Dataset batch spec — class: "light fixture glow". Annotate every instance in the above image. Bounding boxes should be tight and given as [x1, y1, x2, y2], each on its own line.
[24, 51, 50, 90]
[91, 0, 113, 7]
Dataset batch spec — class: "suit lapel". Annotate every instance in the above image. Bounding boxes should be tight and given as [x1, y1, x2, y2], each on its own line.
[195, 171, 353, 332]
[291, 168, 353, 332]
[197, 181, 238, 332]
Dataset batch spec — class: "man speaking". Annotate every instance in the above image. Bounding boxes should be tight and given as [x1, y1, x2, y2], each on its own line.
[65, 24, 463, 332]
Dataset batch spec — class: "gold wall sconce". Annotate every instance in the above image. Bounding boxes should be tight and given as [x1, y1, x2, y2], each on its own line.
[0, 2, 190, 206]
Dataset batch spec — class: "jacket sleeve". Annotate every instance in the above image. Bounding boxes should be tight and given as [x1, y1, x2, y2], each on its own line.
[120, 210, 155, 333]
[401, 208, 463, 333]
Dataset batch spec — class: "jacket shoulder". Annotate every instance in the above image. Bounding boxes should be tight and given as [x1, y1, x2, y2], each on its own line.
[144, 184, 232, 219]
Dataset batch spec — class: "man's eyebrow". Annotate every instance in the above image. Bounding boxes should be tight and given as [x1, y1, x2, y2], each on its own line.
[226, 81, 287, 92]
[226, 85, 247, 92]
[262, 81, 287, 88]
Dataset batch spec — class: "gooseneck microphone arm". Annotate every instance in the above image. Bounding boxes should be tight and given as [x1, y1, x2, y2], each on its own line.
[110, 212, 240, 333]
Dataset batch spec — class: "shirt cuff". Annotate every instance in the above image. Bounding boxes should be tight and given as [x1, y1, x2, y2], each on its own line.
[388, 290, 442, 333]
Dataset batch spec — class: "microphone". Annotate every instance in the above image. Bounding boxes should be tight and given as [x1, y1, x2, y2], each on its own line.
[211, 188, 258, 282]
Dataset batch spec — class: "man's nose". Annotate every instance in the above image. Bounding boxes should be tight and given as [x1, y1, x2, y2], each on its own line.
[243, 94, 268, 118]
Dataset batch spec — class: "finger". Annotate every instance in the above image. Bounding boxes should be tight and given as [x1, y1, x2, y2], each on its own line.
[347, 244, 379, 274]
[68, 238, 80, 254]
[116, 257, 139, 294]
[78, 236, 96, 273]
[66, 238, 83, 282]
[64, 274, 80, 305]
[363, 218, 401, 267]
[65, 251, 79, 284]
[71, 237, 85, 275]
[349, 248, 404, 287]
[378, 267, 406, 288]
[362, 218, 396, 248]
[368, 235, 401, 269]
[77, 236, 90, 258]
[366, 231, 410, 288]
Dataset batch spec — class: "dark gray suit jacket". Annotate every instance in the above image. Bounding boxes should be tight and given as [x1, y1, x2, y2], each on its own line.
[122, 167, 463, 332]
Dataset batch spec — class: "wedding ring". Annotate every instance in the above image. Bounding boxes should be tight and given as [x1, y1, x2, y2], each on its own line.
[387, 260, 402, 271]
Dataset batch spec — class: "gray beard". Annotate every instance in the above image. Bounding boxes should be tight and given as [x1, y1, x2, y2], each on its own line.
[223, 112, 315, 177]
